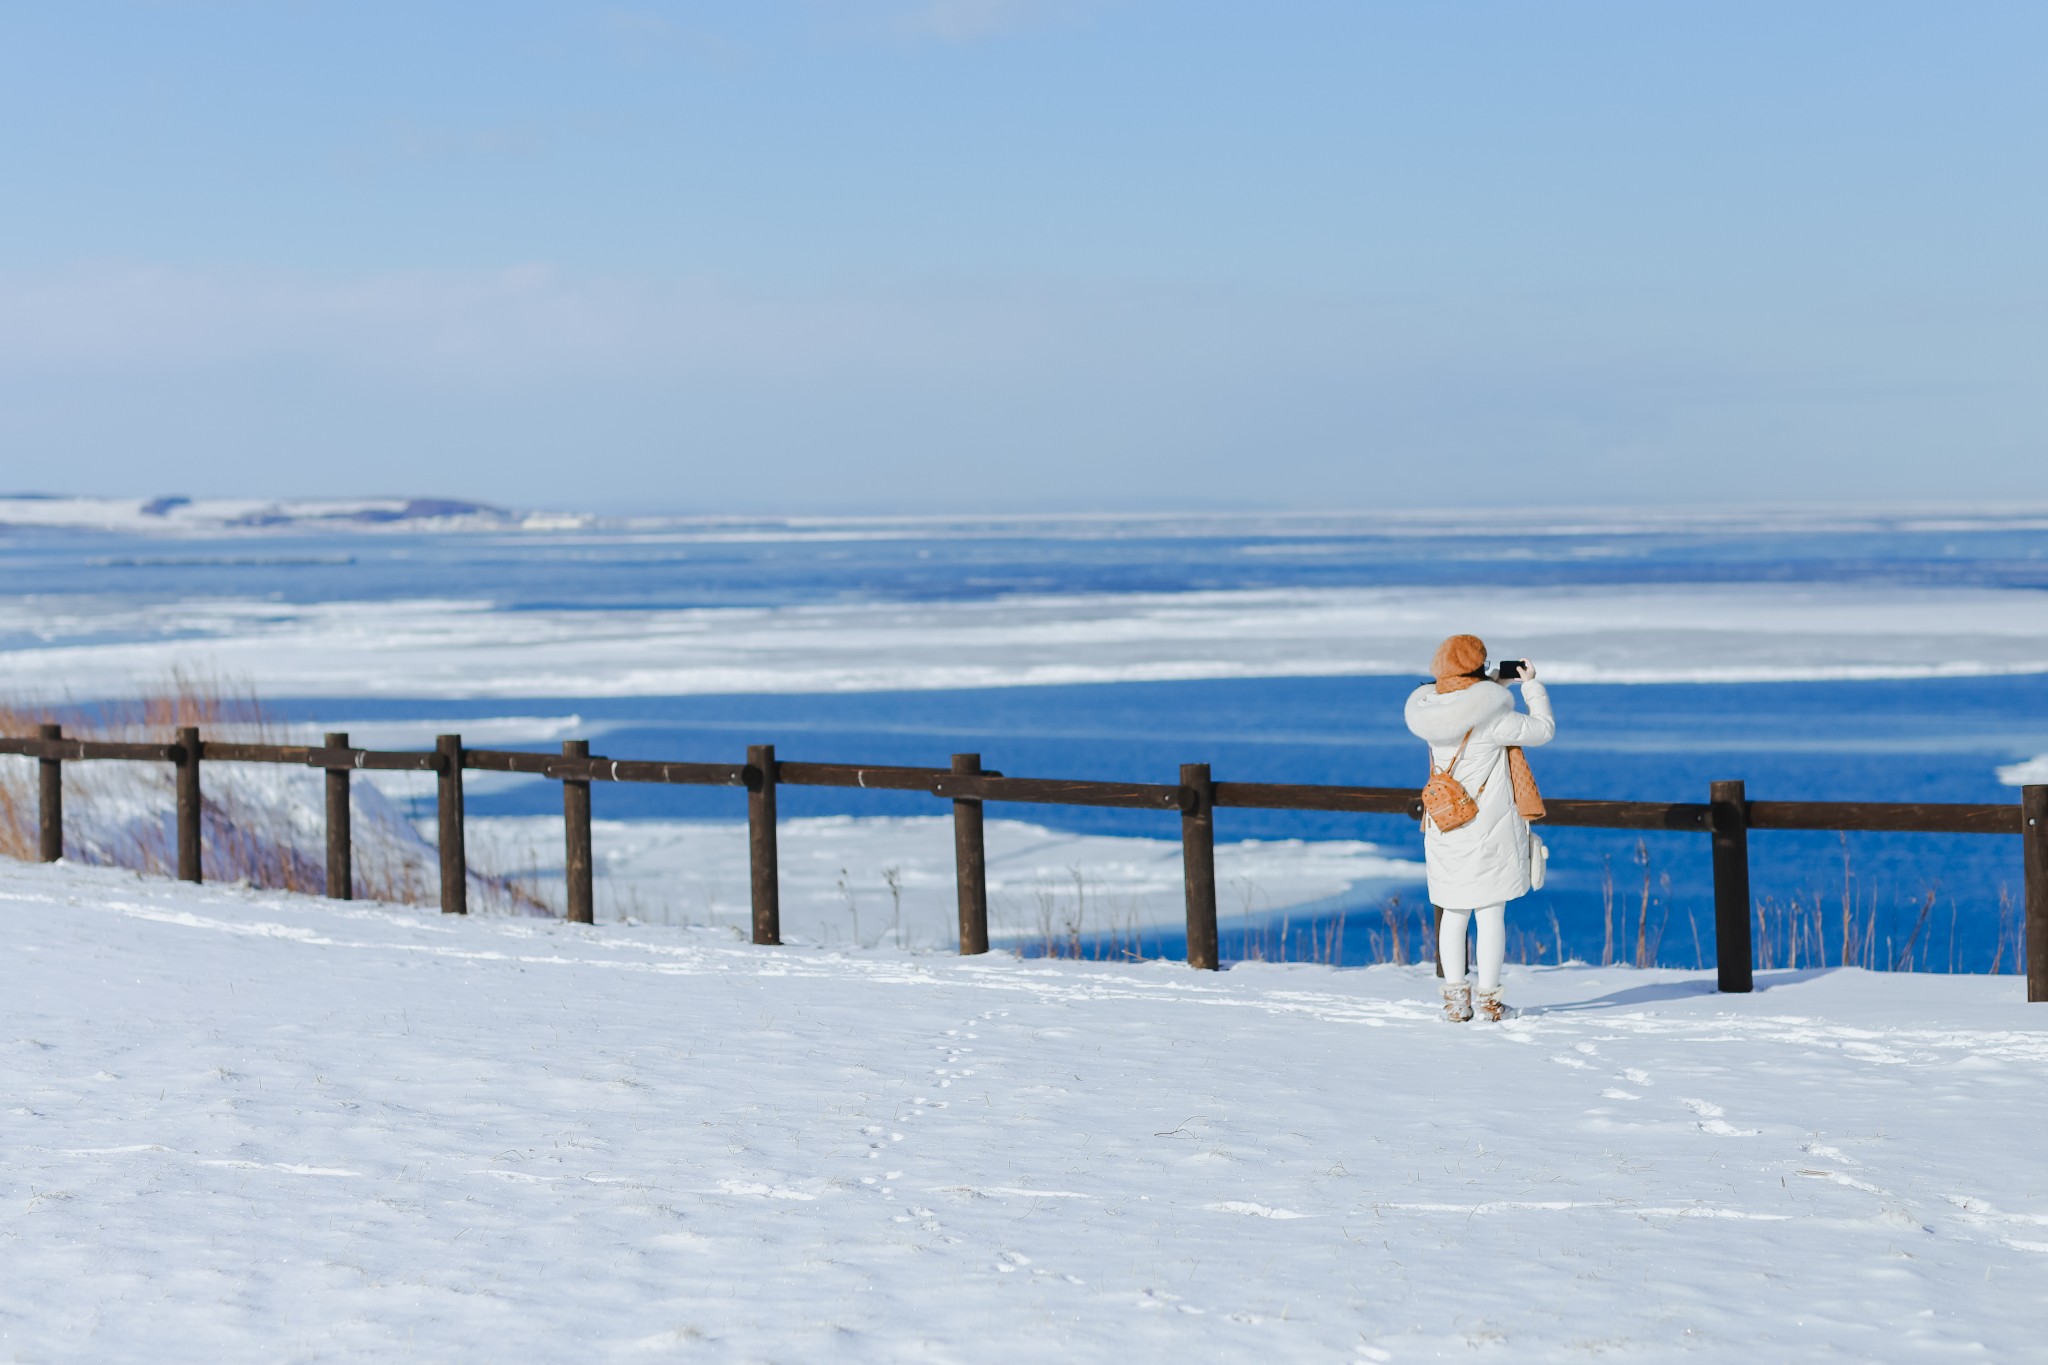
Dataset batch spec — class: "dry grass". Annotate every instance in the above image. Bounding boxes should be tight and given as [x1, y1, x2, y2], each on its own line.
[1008, 867, 1151, 961]
[1745, 835, 2024, 976]
[0, 671, 533, 912]
[0, 697, 61, 862]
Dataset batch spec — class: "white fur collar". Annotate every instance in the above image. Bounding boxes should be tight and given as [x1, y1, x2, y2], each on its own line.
[1403, 680, 1512, 744]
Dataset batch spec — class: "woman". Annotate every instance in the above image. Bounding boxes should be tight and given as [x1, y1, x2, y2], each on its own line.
[1404, 634, 1555, 1022]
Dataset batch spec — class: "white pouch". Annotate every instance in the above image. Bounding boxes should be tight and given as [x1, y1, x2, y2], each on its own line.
[1529, 831, 1549, 890]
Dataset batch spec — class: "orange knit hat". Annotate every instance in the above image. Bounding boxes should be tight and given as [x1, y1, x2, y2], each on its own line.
[1431, 634, 1488, 693]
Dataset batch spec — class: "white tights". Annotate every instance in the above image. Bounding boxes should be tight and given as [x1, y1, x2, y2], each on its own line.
[1439, 903, 1506, 991]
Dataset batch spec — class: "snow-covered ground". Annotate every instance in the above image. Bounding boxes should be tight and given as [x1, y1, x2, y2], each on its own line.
[7, 583, 2048, 700]
[6, 860, 2045, 1360]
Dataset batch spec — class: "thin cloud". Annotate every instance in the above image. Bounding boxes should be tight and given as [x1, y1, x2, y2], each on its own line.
[601, 8, 749, 69]
[333, 121, 548, 181]
[0, 261, 1472, 397]
[898, 0, 1079, 43]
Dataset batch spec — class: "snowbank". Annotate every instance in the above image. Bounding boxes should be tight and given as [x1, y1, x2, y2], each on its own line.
[5, 859, 2045, 1360]
[6, 582, 2048, 700]
[1997, 754, 2048, 786]
[455, 813, 1420, 944]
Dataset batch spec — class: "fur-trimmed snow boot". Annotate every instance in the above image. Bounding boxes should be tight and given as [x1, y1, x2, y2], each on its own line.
[1475, 987, 1517, 1023]
[1441, 982, 1473, 1023]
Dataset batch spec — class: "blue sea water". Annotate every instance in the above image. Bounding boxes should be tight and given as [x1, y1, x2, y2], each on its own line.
[5, 508, 2045, 969]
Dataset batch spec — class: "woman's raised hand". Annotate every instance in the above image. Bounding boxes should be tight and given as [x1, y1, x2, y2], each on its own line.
[1516, 660, 1538, 684]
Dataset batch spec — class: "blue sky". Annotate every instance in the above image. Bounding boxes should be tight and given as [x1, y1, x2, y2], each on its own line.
[0, 2, 2040, 512]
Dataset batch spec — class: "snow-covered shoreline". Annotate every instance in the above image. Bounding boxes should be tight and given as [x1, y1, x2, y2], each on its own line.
[7, 495, 2048, 539]
[6, 858, 2045, 1360]
[7, 581, 2048, 700]
[0, 495, 536, 534]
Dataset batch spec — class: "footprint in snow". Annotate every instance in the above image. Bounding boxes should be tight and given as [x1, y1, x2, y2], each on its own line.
[1795, 1168, 1887, 1195]
[895, 1204, 943, 1232]
[1681, 1098, 1760, 1137]
[1205, 1201, 1311, 1219]
[1945, 1197, 2048, 1249]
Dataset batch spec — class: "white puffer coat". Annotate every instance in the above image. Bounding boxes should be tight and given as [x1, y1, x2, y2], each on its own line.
[1403, 679, 1555, 910]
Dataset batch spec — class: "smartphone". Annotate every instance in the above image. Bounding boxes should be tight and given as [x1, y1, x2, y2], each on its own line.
[1495, 659, 1526, 681]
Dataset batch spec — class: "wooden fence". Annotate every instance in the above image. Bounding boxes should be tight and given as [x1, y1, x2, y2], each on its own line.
[5, 724, 2044, 1002]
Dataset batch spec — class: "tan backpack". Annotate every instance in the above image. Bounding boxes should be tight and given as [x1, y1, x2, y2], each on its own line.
[1421, 729, 1483, 831]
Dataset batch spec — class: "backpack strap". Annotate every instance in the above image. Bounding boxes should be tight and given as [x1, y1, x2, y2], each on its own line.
[1428, 728, 1491, 797]
[1431, 729, 1474, 779]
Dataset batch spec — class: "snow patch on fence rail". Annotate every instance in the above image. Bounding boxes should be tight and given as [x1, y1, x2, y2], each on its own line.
[4, 582, 2048, 700]
[4, 858, 2046, 1360]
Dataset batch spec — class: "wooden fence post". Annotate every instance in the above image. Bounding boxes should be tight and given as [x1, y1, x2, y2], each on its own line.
[1181, 762, 1219, 970]
[436, 734, 467, 915]
[175, 725, 203, 883]
[37, 722, 62, 862]
[2025, 785, 2047, 1003]
[563, 739, 595, 925]
[748, 744, 780, 945]
[1710, 779, 1753, 993]
[952, 753, 989, 955]
[324, 732, 352, 900]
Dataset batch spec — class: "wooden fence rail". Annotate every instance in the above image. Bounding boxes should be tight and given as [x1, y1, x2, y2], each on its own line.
[4, 730, 2043, 1002]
